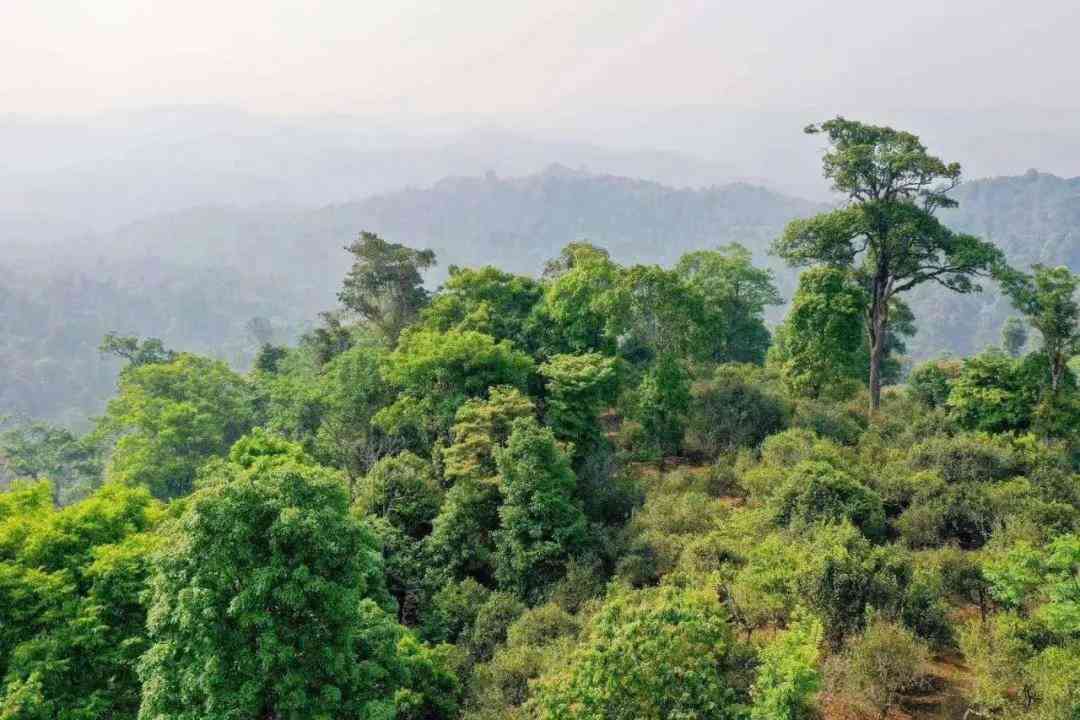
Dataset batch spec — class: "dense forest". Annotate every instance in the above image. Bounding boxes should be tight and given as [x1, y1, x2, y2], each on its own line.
[5, 166, 1080, 428]
[2, 119, 1080, 719]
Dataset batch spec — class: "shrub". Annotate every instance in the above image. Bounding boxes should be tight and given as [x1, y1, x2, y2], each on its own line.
[468, 592, 526, 663]
[687, 364, 789, 457]
[531, 586, 749, 720]
[772, 461, 886, 541]
[907, 433, 1021, 484]
[354, 451, 442, 538]
[790, 397, 865, 445]
[834, 619, 928, 720]
[750, 608, 824, 720]
[907, 358, 961, 409]
[896, 483, 997, 549]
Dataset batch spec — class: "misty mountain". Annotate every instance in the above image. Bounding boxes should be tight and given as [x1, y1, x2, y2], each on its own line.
[1, 108, 749, 254]
[5, 166, 1080, 429]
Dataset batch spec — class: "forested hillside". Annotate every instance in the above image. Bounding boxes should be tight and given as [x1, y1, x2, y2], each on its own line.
[3, 165, 1080, 428]
[1, 169, 819, 427]
[3, 120, 1080, 719]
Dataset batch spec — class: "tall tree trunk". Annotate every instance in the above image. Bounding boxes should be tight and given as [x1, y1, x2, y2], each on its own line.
[868, 278, 890, 413]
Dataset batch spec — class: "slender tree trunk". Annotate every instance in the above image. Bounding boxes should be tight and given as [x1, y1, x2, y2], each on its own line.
[1051, 352, 1064, 395]
[868, 277, 890, 413]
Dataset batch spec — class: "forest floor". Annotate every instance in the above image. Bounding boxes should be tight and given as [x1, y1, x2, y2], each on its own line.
[818, 652, 974, 720]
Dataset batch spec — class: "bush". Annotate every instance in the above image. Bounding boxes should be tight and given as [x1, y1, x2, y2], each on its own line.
[832, 619, 928, 720]
[772, 461, 886, 540]
[946, 351, 1042, 433]
[907, 358, 961, 409]
[468, 592, 526, 662]
[687, 364, 789, 457]
[354, 451, 442, 538]
[531, 586, 750, 720]
[907, 433, 1021, 484]
[750, 609, 824, 720]
[800, 524, 912, 647]
[896, 483, 997, 549]
[790, 398, 865, 445]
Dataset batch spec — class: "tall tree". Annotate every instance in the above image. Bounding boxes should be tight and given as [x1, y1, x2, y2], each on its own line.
[338, 231, 436, 343]
[773, 118, 1004, 410]
[99, 333, 176, 368]
[1001, 264, 1080, 394]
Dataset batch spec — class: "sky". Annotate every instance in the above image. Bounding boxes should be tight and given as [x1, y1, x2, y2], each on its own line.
[3, 0, 1078, 119]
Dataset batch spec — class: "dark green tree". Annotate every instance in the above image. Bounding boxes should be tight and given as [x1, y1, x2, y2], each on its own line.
[494, 418, 588, 601]
[773, 118, 1004, 410]
[769, 267, 866, 398]
[676, 244, 782, 364]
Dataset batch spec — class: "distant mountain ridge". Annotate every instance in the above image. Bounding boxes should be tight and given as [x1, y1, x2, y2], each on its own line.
[3, 166, 1080, 427]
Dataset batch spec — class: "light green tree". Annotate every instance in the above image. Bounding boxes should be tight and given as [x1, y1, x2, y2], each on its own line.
[96, 354, 255, 499]
[533, 586, 747, 720]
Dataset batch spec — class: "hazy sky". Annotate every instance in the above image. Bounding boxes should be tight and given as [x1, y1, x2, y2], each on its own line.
[4, 0, 1078, 118]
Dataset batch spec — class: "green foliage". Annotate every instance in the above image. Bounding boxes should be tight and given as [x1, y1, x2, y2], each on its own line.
[99, 332, 177, 368]
[426, 477, 503, 585]
[1025, 644, 1080, 720]
[422, 265, 544, 350]
[0, 482, 161, 720]
[907, 358, 962, 409]
[946, 350, 1044, 433]
[774, 116, 1005, 409]
[538, 353, 619, 456]
[355, 452, 442, 539]
[1001, 264, 1080, 395]
[609, 264, 703, 360]
[635, 355, 691, 457]
[769, 267, 866, 399]
[1003, 316, 1029, 357]
[377, 328, 534, 442]
[494, 419, 588, 601]
[338, 231, 437, 342]
[750, 608, 823, 720]
[535, 243, 623, 356]
[97, 354, 255, 499]
[442, 386, 535, 486]
[137, 449, 392, 720]
[833, 618, 928, 720]
[985, 535, 1080, 636]
[772, 460, 886, 541]
[800, 524, 911, 647]
[676, 244, 782, 365]
[687, 364, 789, 457]
[896, 482, 997, 549]
[0, 422, 102, 505]
[533, 586, 748, 720]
